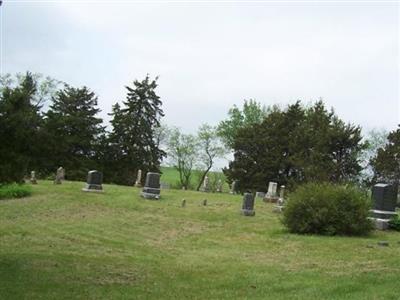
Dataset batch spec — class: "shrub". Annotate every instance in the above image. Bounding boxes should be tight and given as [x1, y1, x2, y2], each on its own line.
[389, 215, 400, 231]
[0, 183, 32, 200]
[282, 182, 373, 236]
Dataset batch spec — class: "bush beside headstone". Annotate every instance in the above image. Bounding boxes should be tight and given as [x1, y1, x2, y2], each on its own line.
[282, 182, 373, 236]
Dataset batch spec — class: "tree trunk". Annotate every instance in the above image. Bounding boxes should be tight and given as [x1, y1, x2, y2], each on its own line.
[196, 165, 212, 191]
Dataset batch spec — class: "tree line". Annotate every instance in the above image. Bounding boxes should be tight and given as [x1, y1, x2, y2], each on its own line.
[0, 72, 398, 191]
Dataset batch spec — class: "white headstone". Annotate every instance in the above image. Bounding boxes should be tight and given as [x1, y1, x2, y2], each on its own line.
[54, 166, 64, 184]
[135, 169, 142, 187]
[30, 171, 37, 184]
[267, 182, 278, 197]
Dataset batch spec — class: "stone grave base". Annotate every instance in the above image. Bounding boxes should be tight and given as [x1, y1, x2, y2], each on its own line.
[141, 192, 160, 200]
[143, 187, 160, 194]
[369, 217, 390, 230]
[82, 188, 103, 193]
[82, 184, 103, 192]
[241, 209, 255, 216]
[370, 209, 397, 219]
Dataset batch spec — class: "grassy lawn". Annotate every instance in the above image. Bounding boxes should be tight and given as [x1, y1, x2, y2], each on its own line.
[1, 181, 400, 299]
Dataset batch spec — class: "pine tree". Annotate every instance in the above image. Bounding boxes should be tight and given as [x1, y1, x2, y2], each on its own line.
[107, 75, 165, 185]
[370, 126, 400, 186]
[223, 101, 366, 192]
[43, 85, 104, 180]
[0, 72, 41, 183]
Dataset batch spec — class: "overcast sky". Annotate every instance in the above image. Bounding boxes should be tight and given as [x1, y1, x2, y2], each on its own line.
[2, 1, 399, 135]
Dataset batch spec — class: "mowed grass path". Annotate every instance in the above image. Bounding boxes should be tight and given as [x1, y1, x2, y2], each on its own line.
[1, 181, 400, 299]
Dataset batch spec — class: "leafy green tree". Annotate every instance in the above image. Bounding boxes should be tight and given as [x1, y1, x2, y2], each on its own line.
[217, 99, 267, 148]
[370, 126, 400, 186]
[0, 72, 42, 183]
[166, 127, 198, 189]
[196, 124, 227, 191]
[224, 100, 366, 192]
[106, 76, 165, 185]
[43, 85, 104, 180]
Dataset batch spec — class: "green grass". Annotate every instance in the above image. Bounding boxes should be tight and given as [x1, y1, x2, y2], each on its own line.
[1, 181, 400, 299]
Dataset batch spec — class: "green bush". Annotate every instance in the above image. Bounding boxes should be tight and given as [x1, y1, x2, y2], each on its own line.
[388, 215, 400, 231]
[0, 183, 32, 200]
[282, 182, 373, 236]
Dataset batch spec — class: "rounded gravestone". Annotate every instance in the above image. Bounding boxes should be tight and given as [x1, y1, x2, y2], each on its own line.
[141, 172, 161, 200]
[82, 170, 103, 192]
[241, 192, 255, 216]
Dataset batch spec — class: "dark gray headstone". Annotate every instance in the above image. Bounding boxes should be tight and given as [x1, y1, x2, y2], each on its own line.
[241, 192, 255, 216]
[82, 170, 103, 192]
[372, 183, 397, 212]
[141, 172, 161, 199]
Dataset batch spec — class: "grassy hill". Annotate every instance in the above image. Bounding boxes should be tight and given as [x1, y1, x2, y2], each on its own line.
[1, 181, 400, 299]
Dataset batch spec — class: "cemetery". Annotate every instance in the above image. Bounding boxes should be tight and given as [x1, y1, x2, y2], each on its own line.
[1, 2, 398, 299]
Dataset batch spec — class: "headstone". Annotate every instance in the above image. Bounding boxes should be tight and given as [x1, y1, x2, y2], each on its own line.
[203, 199, 207, 206]
[202, 176, 210, 192]
[181, 199, 186, 207]
[82, 170, 103, 192]
[230, 180, 238, 194]
[216, 179, 223, 193]
[369, 183, 398, 230]
[241, 192, 255, 216]
[372, 183, 397, 212]
[264, 182, 279, 203]
[30, 171, 37, 184]
[134, 169, 142, 187]
[54, 166, 65, 184]
[274, 185, 286, 213]
[141, 172, 161, 200]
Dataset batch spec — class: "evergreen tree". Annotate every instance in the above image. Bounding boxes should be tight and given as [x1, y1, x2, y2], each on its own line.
[0, 72, 42, 183]
[370, 126, 400, 186]
[43, 85, 104, 180]
[224, 100, 366, 192]
[106, 75, 165, 185]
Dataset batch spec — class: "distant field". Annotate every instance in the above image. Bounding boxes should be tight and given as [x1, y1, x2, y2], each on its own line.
[1, 181, 400, 299]
[160, 166, 229, 191]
